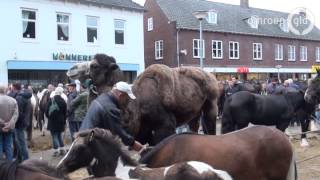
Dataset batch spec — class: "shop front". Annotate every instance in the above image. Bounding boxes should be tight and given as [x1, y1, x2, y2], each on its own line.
[7, 60, 139, 89]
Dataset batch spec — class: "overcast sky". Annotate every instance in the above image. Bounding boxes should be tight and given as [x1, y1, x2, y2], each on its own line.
[132, 0, 320, 27]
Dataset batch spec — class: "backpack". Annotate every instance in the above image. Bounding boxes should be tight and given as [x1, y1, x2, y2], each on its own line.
[49, 98, 60, 116]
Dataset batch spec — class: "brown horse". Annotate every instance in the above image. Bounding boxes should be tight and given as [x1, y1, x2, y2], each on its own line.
[0, 159, 67, 180]
[56, 128, 232, 180]
[140, 126, 297, 180]
[122, 64, 219, 144]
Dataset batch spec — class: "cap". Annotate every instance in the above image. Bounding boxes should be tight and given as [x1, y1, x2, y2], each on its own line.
[114, 81, 136, 100]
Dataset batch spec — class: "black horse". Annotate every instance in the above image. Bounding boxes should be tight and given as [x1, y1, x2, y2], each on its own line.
[37, 89, 52, 136]
[305, 69, 320, 105]
[221, 90, 313, 142]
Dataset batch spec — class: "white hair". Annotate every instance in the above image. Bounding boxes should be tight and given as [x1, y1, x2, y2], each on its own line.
[55, 87, 64, 95]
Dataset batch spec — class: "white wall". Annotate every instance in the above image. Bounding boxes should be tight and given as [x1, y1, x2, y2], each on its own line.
[0, 0, 144, 84]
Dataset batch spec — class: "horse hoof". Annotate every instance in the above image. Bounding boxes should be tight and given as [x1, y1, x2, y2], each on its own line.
[300, 139, 310, 147]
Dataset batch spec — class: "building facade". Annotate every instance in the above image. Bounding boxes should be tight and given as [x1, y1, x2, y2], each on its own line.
[1, 0, 144, 88]
[144, 0, 320, 81]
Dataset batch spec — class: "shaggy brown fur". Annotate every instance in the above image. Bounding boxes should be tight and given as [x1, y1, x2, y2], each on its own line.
[123, 64, 219, 144]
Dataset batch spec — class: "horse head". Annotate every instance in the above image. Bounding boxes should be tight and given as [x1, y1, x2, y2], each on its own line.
[57, 128, 137, 177]
[66, 61, 91, 82]
[89, 54, 123, 87]
[305, 68, 320, 105]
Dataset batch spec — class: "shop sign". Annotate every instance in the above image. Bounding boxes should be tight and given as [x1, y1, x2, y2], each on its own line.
[52, 52, 93, 61]
[237, 67, 249, 73]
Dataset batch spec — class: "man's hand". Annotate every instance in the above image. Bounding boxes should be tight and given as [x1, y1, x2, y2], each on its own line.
[2, 123, 10, 133]
[131, 141, 144, 152]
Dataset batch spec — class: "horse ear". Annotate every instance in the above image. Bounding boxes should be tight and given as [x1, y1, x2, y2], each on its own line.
[108, 63, 119, 71]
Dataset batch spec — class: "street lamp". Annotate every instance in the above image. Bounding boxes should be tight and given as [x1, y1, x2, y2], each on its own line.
[193, 10, 208, 69]
[275, 65, 282, 83]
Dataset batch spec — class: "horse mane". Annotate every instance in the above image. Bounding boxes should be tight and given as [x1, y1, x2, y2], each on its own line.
[139, 133, 197, 164]
[20, 159, 67, 179]
[0, 159, 17, 180]
[80, 128, 138, 166]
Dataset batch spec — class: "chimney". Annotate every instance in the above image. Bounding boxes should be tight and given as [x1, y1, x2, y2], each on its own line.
[240, 0, 249, 8]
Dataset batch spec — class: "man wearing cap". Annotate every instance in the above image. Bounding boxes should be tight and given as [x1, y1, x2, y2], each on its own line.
[80, 81, 143, 151]
[66, 82, 78, 141]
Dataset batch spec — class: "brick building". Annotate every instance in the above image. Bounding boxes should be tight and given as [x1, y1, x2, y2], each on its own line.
[144, 0, 320, 81]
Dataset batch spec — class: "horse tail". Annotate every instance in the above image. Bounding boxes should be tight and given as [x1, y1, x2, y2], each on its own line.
[221, 97, 235, 134]
[286, 149, 297, 180]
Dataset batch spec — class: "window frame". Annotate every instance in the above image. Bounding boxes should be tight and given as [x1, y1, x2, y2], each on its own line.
[21, 8, 37, 41]
[300, 46, 308, 61]
[155, 40, 164, 60]
[288, 45, 296, 61]
[229, 41, 239, 59]
[193, 39, 205, 58]
[86, 16, 99, 45]
[56, 12, 71, 42]
[212, 40, 223, 59]
[253, 43, 262, 60]
[114, 19, 126, 46]
[275, 44, 283, 61]
[147, 17, 153, 31]
[316, 47, 320, 62]
[207, 11, 217, 24]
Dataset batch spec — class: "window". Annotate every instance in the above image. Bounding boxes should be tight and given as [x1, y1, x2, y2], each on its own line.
[248, 16, 259, 29]
[207, 11, 217, 24]
[212, 40, 223, 59]
[288, 45, 296, 61]
[193, 39, 205, 58]
[155, 40, 163, 60]
[316, 47, 320, 62]
[87, 16, 98, 44]
[147, 17, 153, 31]
[22, 9, 36, 39]
[275, 44, 283, 60]
[229, 41, 239, 59]
[253, 43, 262, 60]
[300, 46, 307, 61]
[114, 19, 125, 45]
[280, 19, 289, 33]
[57, 13, 70, 41]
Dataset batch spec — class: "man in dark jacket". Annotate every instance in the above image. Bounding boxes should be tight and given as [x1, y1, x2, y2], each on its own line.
[80, 81, 143, 151]
[66, 83, 78, 141]
[225, 76, 242, 97]
[9, 83, 32, 162]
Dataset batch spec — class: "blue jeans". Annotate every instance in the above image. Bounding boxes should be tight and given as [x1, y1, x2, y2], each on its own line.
[69, 121, 82, 141]
[0, 131, 14, 161]
[14, 128, 29, 162]
[50, 131, 64, 149]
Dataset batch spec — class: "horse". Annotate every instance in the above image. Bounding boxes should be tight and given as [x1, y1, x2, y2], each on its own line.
[56, 128, 232, 180]
[139, 126, 297, 180]
[0, 158, 67, 180]
[36, 89, 52, 136]
[221, 90, 314, 146]
[305, 69, 320, 105]
[67, 55, 220, 145]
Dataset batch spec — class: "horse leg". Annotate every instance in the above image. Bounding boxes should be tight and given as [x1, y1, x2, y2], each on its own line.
[188, 116, 200, 133]
[153, 115, 176, 144]
[201, 99, 218, 135]
[300, 115, 310, 147]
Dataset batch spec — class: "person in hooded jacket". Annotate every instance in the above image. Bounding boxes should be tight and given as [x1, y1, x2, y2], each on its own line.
[46, 87, 67, 157]
[8, 83, 32, 162]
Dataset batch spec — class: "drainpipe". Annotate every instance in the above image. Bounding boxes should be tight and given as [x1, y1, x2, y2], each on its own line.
[176, 28, 181, 67]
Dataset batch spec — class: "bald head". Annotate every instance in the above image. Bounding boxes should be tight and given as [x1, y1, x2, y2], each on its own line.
[0, 85, 7, 94]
